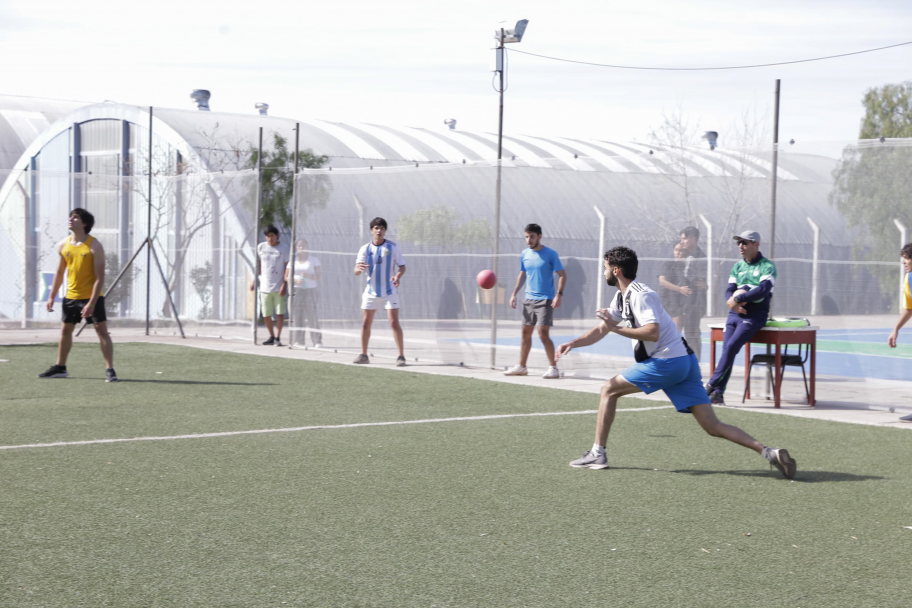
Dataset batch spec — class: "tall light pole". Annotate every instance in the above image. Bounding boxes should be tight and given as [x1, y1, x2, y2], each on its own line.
[493, 19, 528, 159]
[490, 19, 528, 368]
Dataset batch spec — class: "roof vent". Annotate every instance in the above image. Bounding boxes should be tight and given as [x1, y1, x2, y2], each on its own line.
[444, 118, 457, 130]
[255, 102, 269, 116]
[191, 90, 211, 111]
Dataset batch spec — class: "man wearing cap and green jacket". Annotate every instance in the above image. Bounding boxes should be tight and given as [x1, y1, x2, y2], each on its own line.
[706, 231, 777, 405]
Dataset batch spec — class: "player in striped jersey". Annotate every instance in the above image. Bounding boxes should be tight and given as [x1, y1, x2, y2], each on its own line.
[353, 217, 407, 366]
[889, 242, 912, 422]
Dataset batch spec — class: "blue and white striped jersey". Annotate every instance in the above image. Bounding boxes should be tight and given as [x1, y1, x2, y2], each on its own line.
[356, 240, 406, 296]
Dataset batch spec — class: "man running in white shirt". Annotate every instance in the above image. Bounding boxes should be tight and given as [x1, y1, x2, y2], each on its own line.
[556, 246, 797, 479]
[353, 217, 407, 366]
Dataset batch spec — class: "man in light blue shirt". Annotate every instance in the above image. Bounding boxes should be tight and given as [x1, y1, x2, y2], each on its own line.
[505, 223, 567, 379]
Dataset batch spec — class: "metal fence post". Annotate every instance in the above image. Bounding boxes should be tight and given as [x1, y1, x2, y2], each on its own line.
[699, 214, 713, 317]
[896, 219, 908, 313]
[252, 127, 263, 344]
[287, 124, 300, 346]
[807, 217, 819, 316]
[594, 205, 606, 310]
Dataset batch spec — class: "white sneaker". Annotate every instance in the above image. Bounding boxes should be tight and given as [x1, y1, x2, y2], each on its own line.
[503, 364, 528, 376]
[542, 366, 560, 379]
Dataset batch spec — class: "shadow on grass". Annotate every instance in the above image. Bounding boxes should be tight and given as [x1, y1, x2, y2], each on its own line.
[62, 378, 278, 386]
[601, 466, 883, 483]
[663, 468, 884, 483]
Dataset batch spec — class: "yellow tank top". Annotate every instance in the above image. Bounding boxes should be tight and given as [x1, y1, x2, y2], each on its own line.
[62, 235, 96, 299]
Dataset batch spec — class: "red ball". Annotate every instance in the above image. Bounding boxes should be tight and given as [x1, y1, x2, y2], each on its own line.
[476, 269, 497, 290]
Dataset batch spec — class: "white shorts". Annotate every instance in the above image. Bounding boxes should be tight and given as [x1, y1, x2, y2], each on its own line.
[361, 291, 400, 310]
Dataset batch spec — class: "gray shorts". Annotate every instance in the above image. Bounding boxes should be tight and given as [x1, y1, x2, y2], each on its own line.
[522, 299, 554, 326]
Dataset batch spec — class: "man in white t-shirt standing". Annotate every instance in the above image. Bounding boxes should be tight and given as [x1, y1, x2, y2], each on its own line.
[556, 246, 797, 479]
[353, 217, 407, 366]
[291, 238, 322, 347]
[251, 225, 290, 346]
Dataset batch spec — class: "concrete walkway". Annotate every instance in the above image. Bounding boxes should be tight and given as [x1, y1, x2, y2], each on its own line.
[3, 325, 911, 430]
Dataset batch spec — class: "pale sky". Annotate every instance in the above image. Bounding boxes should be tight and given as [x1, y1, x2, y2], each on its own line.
[1, 0, 911, 146]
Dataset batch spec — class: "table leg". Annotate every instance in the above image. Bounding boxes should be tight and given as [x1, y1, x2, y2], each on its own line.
[774, 342, 782, 408]
[744, 342, 751, 400]
[710, 335, 717, 375]
[809, 340, 816, 407]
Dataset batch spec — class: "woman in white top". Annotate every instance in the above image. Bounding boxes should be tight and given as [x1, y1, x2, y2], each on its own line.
[291, 239, 322, 346]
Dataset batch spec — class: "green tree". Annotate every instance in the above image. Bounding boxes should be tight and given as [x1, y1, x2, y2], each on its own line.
[247, 133, 331, 229]
[103, 253, 140, 311]
[859, 82, 912, 139]
[830, 82, 912, 300]
[396, 206, 491, 250]
[189, 261, 213, 319]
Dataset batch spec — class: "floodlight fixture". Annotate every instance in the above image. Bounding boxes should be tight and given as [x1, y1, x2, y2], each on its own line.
[191, 89, 211, 111]
[702, 131, 719, 150]
[494, 19, 528, 43]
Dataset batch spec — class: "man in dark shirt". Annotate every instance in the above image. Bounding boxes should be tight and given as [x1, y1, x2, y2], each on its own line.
[705, 231, 777, 405]
[678, 226, 707, 360]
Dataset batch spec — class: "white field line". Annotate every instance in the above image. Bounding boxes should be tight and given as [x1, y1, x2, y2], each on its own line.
[0, 406, 673, 451]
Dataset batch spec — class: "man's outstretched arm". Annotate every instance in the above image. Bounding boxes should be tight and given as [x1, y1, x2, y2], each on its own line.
[556, 316, 618, 358]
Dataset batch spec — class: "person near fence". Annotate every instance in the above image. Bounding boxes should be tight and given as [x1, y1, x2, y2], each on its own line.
[504, 223, 567, 379]
[251, 225, 289, 346]
[705, 231, 777, 405]
[38, 208, 118, 382]
[678, 226, 707, 361]
[888, 242, 912, 422]
[290, 239, 322, 347]
[555, 246, 796, 479]
[353, 217, 407, 366]
[657, 242, 688, 331]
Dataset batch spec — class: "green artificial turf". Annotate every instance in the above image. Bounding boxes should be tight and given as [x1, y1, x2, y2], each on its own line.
[1, 343, 911, 607]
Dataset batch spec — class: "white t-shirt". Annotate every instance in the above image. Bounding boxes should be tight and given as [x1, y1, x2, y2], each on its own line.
[356, 240, 406, 297]
[293, 255, 321, 290]
[257, 241, 290, 293]
[607, 281, 689, 360]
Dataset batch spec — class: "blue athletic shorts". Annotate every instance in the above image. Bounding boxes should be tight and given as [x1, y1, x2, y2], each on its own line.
[619, 353, 707, 413]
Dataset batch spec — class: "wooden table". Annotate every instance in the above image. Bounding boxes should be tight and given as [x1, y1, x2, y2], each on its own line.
[709, 324, 818, 408]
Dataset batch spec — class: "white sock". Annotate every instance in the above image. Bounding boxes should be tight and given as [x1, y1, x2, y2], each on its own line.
[592, 443, 606, 455]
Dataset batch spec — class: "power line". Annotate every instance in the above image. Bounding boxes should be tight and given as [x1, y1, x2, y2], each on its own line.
[506, 40, 912, 71]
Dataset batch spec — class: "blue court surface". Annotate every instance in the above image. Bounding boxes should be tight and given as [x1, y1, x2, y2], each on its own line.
[471, 328, 911, 381]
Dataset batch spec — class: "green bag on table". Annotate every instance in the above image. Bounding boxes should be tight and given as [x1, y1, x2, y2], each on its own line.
[765, 317, 810, 328]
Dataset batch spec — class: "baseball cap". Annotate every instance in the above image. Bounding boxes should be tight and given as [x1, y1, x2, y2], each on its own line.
[733, 230, 760, 242]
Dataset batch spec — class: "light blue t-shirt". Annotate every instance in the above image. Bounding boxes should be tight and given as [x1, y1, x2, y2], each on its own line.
[520, 246, 564, 300]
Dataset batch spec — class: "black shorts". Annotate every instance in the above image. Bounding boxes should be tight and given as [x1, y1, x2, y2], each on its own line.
[62, 296, 107, 325]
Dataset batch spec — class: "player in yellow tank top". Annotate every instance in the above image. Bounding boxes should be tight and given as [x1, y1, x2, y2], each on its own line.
[38, 208, 118, 382]
[61, 234, 97, 299]
[889, 243, 912, 422]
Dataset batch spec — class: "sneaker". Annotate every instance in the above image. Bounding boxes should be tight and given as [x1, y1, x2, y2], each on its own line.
[542, 366, 560, 379]
[262, 336, 276, 346]
[709, 391, 725, 405]
[569, 450, 609, 470]
[274, 338, 283, 347]
[105, 368, 119, 383]
[503, 365, 528, 376]
[899, 413, 912, 422]
[314, 343, 323, 349]
[38, 365, 68, 379]
[396, 356, 406, 367]
[764, 447, 797, 480]
[353, 354, 370, 364]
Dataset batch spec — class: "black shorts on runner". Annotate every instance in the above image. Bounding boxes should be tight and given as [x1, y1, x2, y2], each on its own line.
[62, 296, 107, 325]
